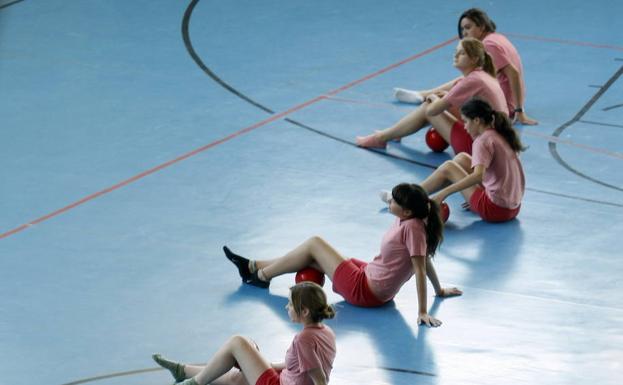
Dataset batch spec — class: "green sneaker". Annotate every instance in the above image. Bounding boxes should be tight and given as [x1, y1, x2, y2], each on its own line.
[152, 353, 186, 382]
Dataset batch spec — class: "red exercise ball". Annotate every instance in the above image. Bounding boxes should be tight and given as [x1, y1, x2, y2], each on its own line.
[295, 267, 325, 287]
[425, 128, 449, 152]
[440, 202, 450, 223]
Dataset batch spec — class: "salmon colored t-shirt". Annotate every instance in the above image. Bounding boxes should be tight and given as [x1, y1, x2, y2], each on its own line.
[483, 32, 526, 113]
[471, 129, 525, 209]
[280, 325, 336, 385]
[365, 218, 427, 302]
[444, 68, 509, 115]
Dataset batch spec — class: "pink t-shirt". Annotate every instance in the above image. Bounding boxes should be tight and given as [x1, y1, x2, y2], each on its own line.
[483, 32, 526, 113]
[280, 325, 336, 385]
[365, 217, 427, 303]
[471, 129, 525, 209]
[444, 68, 509, 115]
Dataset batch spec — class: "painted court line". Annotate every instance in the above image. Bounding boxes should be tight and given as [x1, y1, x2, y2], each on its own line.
[323, 96, 623, 160]
[0, 38, 457, 240]
[505, 33, 623, 51]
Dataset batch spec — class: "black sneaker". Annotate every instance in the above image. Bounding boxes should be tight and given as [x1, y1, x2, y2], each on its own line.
[245, 270, 270, 289]
[223, 246, 251, 282]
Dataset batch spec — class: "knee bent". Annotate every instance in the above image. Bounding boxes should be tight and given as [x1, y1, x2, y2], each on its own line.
[228, 335, 252, 349]
[307, 235, 326, 245]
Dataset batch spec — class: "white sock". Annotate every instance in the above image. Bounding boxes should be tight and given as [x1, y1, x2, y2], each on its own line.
[393, 88, 424, 104]
[379, 190, 392, 204]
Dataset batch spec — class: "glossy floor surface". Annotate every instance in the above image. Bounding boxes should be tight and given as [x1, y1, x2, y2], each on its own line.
[1, 1, 622, 384]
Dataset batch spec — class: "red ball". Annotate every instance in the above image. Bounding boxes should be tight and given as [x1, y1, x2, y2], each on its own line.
[425, 128, 449, 152]
[440, 202, 450, 223]
[295, 267, 325, 287]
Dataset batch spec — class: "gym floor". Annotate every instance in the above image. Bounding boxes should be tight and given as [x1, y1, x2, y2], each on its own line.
[1, 1, 622, 384]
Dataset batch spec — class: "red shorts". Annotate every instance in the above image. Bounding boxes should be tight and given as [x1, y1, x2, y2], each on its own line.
[450, 120, 473, 155]
[256, 368, 280, 385]
[470, 187, 520, 222]
[332, 259, 385, 307]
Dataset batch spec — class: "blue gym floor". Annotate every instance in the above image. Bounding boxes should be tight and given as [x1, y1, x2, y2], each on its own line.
[1, 1, 622, 384]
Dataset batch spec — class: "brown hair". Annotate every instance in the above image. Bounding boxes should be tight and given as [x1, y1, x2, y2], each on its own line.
[460, 37, 496, 77]
[290, 282, 335, 323]
[458, 8, 496, 38]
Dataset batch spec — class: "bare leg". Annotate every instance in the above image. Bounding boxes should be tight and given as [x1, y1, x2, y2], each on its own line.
[427, 111, 458, 144]
[376, 104, 431, 142]
[420, 153, 477, 202]
[192, 336, 270, 385]
[453, 152, 472, 173]
[210, 369, 248, 385]
[175, 365, 248, 385]
[258, 236, 346, 281]
[184, 365, 207, 377]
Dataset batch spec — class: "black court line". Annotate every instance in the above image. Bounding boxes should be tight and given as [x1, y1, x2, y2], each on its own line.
[603, 103, 623, 111]
[578, 119, 623, 129]
[0, 0, 25, 10]
[181, 0, 451, 174]
[549, 65, 623, 192]
[182, 0, 274, 114]
[58, 364, 436, 385]
[59, 367, 161, 385]
[526, 187, 623, 208]
[183, 0, 623, 208]
[377, 366, 436, 377]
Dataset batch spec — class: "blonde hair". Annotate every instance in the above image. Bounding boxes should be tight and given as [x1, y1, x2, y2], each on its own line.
[460, 37, 496, 77]
[290, 282, 335, 322]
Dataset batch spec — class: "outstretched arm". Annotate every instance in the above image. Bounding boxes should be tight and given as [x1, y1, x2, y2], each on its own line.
[411, 255, 442, 327]
[431, 165, 485, 205]
[501, 64, 538, 125]
[426, 257, 463, 297]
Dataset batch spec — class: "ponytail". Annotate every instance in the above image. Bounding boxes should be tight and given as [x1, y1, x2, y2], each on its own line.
[492, 111, 525, 152]
[460, 38, 496, 77]
[425, 199, 444, 258]
[290, 282, 336, 322]
[482, 52, 496, 77]
[460, 99, 525, 152]
[391, 184, 444, 258]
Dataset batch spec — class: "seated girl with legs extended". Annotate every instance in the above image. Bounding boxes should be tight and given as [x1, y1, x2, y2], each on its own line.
[356, 38, 507, 155]
[395, 8, 538, 125]
[153, 282, 336, 385]
[225, 183, 462, 328]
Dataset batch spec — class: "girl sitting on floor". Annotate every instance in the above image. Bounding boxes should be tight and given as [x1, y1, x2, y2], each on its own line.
[153, 282, 336, 385]
[420, 98, 525, 222]
[225, 183, 461, 328]
[394, 8, 538, 125]
[356, 38, 507, 155]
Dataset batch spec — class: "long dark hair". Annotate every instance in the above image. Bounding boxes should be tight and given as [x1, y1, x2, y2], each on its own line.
[458, 8, 496, 38]
[391, 183, 443, 257]
[460, 99, 525, 152]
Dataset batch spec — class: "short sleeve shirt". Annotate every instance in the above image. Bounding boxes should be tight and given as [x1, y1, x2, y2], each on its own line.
[280, 325, 336, 385]
[365, 218, 427, 302]
[483, 33, 526, 112]
[472, 129, 525, 208]
[444, 68, 510, 115]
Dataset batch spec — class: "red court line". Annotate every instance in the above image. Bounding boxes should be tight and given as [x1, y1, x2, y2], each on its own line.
[505, 33, 623, 51]
[0, 37, 457, 240]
